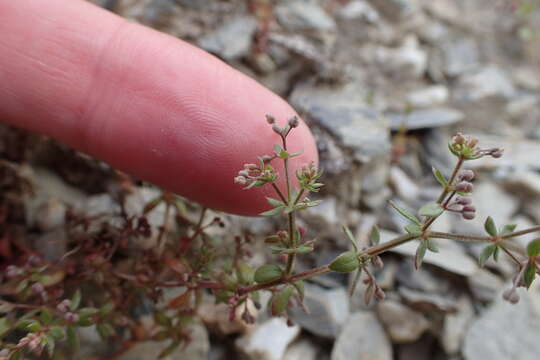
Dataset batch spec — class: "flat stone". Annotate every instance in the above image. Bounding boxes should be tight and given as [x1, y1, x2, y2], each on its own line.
[441, 296, 475, 354]
[463, 283, 540, 360]
[275, 0, 336, 31]
[377, 300, 430, 343]
[236, 318, 300, 360]
[290, 81, 389, 163]
[387, 107, 463, 130]
[406, 85, 449, 108]
[389, 166, 420, 202]
[504, 170, 540, 198]
[467, 268, 504, 302]
[399, 287, 458, 313]
[331, 311, 392, 360]
[198, 16, 257, 60]
[376, 35, 428, 78]
[380, 230, 479, 277]
[288, 283, 349, 339]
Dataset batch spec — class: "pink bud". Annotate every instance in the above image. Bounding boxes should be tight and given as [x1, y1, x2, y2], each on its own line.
[265, 114, 276, 124]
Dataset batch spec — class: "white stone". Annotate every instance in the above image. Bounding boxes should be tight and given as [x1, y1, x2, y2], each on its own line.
[407, 85, 449, 108]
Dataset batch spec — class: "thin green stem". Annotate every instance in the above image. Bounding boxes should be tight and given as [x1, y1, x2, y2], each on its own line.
[281, 135, 297, 276]
[271, 183, 287, 204]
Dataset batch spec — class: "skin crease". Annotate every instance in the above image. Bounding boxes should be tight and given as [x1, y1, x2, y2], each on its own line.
[0, 0, 318, 216]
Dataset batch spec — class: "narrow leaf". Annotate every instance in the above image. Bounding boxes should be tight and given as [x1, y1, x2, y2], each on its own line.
[432, 167, 448, 187]
[271, 285, 294, 316]
[415, 241, 427, 270]
[527, 238, 540, 257]
[70, 289, 81, 311]
[292, 281, 305, 301]
[370, 225, 380, 246]
[484, 217, 498, 237]
[524, 261, 536, 289]
[405, 223, 422, 237]
[266, 197, 285, 207]
[479, 244, 497, 267]
[260, 205, 285, 217]
[418, 202, 444, 218]
[254, 264, 283, 283]
[427, 239, 439, 253]
[342, 225, 358, 252]
[501, 224, 517, 235]
[389, 200, 421, 225]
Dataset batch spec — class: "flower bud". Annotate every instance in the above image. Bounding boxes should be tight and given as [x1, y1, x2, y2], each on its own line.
[234, 176, 247, 185]
[459, 169, 475, 182]
[272, 124, 282, 135]
[265, 114, 275, 124]
[454, 196, 472, 206]
[375, 287, 386, 301]
[462, 211, 476, 220]
[452, 133, 465, 145]
[491, 149, 504, 158]
[371, 256, 384, 269]
[462, 205, 476, 213]
[287, 116, 299, 128]
[32, 283, 45, 294]
[455, 181, 473, 193]
[467, 137, 479, 148]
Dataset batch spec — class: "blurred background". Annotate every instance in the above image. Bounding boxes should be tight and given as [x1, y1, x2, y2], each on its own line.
[3, 0, 540, 359]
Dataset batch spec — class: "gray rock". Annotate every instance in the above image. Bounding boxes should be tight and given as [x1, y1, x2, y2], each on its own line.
[377, 300, 430, 343]
[512, 66, 540, 91]
[441, 296, 475, 354]
[387, 107, 463, 130]
[455, 65, 516, 102]
[290, 81, 390, 164]
[406, 85, 449, 108]
[504, 170, 540, 198]
[376, 35, 428, 78]
[198, 16, 257, 60]
[276, 0, 336, 31]
[236, 318, 300, 360]
[368, 0, 419, 21]
[395, 259, 451, 294]
[389, 166, 420, 203]
[399, 287, 458, 313]
[467, 268, 504, 302]
[302, 196, 340, 233]
[117, 322, 209, 360]
[331, 311, 392, 360]
[33, 228, 68, 263]
[337, 0, 380, 23]
[441, 37, 480, 77]
[289, 283, 349, 338]
[283, 339, 319, 360]
[380, 230, 479, 277]
[463, 283, 540, 360]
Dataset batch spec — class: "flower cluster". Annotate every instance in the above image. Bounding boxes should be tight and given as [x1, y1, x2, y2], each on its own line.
[449, 133, 504, 160]
[446, 169, 477, 220]
[234, 159, 278, 189]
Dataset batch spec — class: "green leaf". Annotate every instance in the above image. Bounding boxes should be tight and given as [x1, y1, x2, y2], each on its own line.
[260, 205, 285, 217]
[524, 261, 537, 289]
[484, 217, 498, 237]
[493, 246, 500, 262]
[329, 251, 359, 273]
[415, 241, 427, 270]
[40, 309, 53, 325]
[270, 285, 294, 316]
[527, 238, 540, 257]
[254, 264, 283, 283]
[67, 326, 79, 351]
[418, 202, 444, 218]
[0, 317, 10, 339]
[99, 302, 115, 315]
[426, 239, 439, 253]
[17, 319, 41, 332]
[70, 289, 81, 311]
[97, 323, 116, 339]
[370, 225, 380, 246]
[432, 167, 448, 187]
[292, 281, 305, 301]
[266, 197, 285, 207]
[0, 301, 15, 314]
[389, 200, 420, 225]
[44, 333, 55, 358]
[49, 326, 65, 340]
[342, 225, 358, 252]
[479, 244, 497, 267]
[500, 224, 517, 235]
[236, 263, 254, 285]
[405, 223, 422, 237]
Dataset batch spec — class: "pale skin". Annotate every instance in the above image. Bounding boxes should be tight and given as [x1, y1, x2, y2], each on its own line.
[0, 0, 318, 216]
